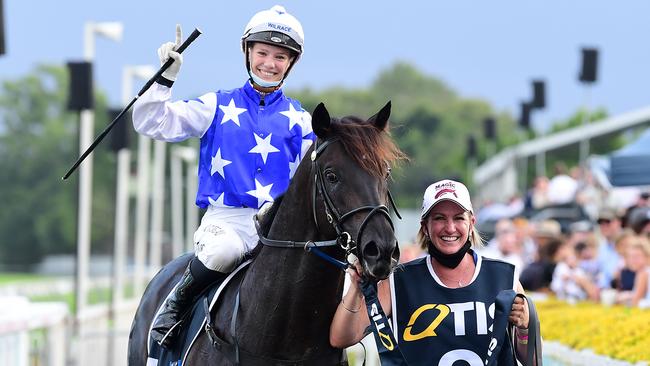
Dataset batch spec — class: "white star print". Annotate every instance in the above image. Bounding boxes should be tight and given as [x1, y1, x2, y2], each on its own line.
[249, 133, 280, 164]
[288, 153, 301, 178]
[210, 148, 232, 178]
[219, 99, 247, 126]
[208, 193, 225, 207]
[301, 138, 313, 158]
[280, 104, 304, 131]
[301, 112, 313, 136]
[246, 179, 274, 207]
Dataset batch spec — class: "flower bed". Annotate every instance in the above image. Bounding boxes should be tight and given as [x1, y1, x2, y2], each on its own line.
[537, 298, 650, 363]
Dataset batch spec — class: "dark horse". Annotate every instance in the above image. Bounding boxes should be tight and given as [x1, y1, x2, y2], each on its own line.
[128, 102, 405, 365]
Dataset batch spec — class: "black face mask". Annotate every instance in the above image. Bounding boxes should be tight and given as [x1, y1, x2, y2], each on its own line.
[428, 240, 471, 269]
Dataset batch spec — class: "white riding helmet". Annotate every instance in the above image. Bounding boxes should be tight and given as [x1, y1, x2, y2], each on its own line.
[241, 5, 304, 87]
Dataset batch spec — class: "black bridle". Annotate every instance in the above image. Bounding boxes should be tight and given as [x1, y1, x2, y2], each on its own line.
[256, 138, 401, 269]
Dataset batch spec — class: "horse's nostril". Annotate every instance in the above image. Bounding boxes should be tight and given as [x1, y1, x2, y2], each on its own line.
[363, 241, 379, 259]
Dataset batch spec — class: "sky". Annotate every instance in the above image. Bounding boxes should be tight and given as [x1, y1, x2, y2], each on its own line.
[2, 1, 650, 132]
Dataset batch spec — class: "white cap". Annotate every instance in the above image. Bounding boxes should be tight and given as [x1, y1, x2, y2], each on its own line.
[421, 179, 473, 219]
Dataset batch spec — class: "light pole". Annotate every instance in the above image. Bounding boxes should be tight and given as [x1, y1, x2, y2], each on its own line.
[132, 65, 158, 295]
[114, 65, 155, 303]
[76, 20, 122, 318]
[530, 79, 547, 178]
[170, 146, 198, 257]
[578, 48, 599, 164]
[107, 64, 155, 366]
[149, 139, 167, 275]
[75, 20, 122, 366]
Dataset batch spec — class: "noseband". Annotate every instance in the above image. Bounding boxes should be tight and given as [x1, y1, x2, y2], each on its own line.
[256, 138, 401, 268]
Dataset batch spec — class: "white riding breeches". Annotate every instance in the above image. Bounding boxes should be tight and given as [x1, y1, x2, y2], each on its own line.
[193, 206, 259, 273]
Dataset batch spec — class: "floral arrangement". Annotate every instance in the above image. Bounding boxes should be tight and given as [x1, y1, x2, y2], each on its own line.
[537, 298, 650, 363]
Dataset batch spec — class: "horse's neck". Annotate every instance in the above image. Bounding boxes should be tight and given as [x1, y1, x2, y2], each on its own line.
[237, 168, 345, 342]
[252, 170, 343, 290]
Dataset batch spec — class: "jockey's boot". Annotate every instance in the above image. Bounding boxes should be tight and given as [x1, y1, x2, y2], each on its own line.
[151, 257, 227, 348]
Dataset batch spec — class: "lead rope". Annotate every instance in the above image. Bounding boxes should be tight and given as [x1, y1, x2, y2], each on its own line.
[359, 280, 409, 366]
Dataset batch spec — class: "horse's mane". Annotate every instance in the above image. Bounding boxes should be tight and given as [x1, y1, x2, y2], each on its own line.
[330, 116, 407, 178]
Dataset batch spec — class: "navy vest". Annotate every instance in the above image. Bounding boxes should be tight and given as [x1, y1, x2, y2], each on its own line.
[389, 254, 516, 366]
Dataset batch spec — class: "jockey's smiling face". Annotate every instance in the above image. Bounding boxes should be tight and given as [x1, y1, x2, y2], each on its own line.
[248, 42, 294, 83]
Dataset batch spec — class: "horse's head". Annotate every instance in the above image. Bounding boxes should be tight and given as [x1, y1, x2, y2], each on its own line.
[310, 102, 406, 280]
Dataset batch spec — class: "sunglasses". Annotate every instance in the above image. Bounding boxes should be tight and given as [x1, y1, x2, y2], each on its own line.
[597, 219, 612, 225]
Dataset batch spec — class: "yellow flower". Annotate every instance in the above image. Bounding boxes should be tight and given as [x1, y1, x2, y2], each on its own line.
[537, 297, 650, 363]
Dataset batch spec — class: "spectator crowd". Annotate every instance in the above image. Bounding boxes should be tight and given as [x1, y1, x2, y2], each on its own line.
[485, 165, 650, 307]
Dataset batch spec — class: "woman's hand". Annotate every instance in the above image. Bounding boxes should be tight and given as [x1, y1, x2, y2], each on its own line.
[509, 295, 529, 329]
[347, 260, 363, 281]
[344, 260, 364, 298]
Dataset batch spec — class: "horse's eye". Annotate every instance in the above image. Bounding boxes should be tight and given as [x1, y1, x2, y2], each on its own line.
[325, 170, 338, 183]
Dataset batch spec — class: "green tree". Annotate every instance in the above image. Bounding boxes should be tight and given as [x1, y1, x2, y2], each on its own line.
[290, 62, 521, 207]
[0, 65, 117, 270]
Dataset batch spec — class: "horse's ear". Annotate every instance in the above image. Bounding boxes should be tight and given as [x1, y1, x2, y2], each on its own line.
[312, 102, 331, 138]
[368, 101, 391, 131]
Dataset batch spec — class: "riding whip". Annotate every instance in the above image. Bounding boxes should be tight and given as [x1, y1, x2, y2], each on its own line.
[62, 28, 203, 180]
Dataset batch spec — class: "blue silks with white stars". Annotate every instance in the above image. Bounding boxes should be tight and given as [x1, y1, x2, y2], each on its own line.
[196, 82, 315, 209]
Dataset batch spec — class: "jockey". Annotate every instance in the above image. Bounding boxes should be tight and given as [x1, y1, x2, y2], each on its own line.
[132, 5, 314, 348]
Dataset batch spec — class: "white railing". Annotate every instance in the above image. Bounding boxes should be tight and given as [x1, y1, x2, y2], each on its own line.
[473, 105, 650, 204]
[72, 299, 139, 366]
[0, 296, 68, 366]
[0, 295, 140, 366]
[544, 341, 648, 366]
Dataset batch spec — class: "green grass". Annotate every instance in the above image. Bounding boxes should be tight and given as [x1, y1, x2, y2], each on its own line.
[0, 273, 53, 284]
[31, 290, 102, 312]
[32, 284, 138, 312]
[1, 273, 138, 312]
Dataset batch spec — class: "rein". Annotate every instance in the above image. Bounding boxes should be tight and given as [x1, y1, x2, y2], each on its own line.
[255, 137, 400, 269]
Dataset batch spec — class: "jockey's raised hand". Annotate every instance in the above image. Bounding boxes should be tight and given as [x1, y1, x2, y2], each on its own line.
[158, 24, 183, 81]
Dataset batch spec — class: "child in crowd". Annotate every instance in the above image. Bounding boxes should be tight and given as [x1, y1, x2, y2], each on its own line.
[519, 220, 563, 292]
[613, 230, 638, 291]
[616, 235, 650, 307]
[551, 242, 599, 302]
[575, 235, 600, 284]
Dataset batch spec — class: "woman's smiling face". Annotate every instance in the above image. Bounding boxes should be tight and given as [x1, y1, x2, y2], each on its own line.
[248, 42, 293, 83]
[423, 200, 474, 255]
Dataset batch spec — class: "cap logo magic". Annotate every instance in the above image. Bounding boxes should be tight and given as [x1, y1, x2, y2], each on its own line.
[434, 188, 457, 199]
[434, 181, 455, 189]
